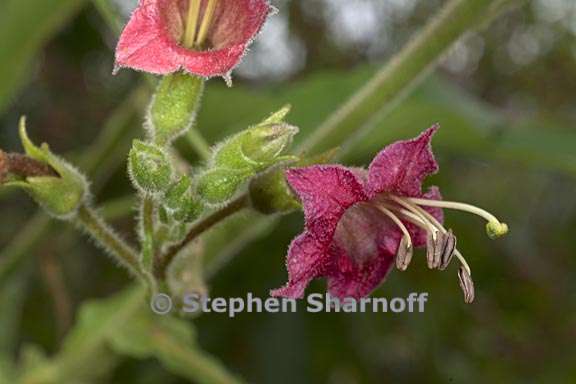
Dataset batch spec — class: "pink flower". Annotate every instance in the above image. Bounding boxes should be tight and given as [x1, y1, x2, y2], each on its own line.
[114, 0, 272, 77]
[272, 125, 509, 302]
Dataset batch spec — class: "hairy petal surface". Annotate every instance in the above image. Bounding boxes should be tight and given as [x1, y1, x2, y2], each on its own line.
[367, 124, 439, 197]
[115, 0, 272, 77]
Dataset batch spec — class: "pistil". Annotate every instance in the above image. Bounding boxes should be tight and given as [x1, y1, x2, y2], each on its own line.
[405, 197, 508, 239]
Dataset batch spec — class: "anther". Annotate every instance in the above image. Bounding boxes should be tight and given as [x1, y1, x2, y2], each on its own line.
[396, 236, 413, 271]
[439, 229, 457, 270]
[457, 266, 475, 304]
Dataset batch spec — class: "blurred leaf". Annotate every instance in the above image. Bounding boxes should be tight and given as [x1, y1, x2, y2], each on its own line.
[0, 0, 85, 113]
[17, 286, 242, 384]
[111, 302, 244, 384]
[198, 70, 576, 176]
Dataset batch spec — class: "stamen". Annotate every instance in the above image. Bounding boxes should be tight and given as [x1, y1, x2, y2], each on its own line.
[183, 0, 202, 48]
[457, 266, 475, 303]
[376, 205, 413, 271]
[439, 229, 457, 270]
[196, 0, 219, 47]
[384, 204, 441, 269]
[405, 197, 509, 238]
[396, 236, 413, 271]
[393, 201, 472, 275]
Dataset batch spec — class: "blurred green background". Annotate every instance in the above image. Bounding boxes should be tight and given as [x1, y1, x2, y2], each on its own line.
[1, 0, 576, 382]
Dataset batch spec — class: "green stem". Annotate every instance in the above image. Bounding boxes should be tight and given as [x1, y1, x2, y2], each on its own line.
[75, 205, 149, 284]
[298, 0, 514, 155]
[186, 128, 212, 161]
[155, 195, 249, 279]
[0, 86, 146, 287]
[140, 195, 156, 270]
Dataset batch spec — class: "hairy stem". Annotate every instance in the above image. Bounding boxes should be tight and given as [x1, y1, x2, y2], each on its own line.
[140, 195, 156, 270]
[75, 205, 149, 284]
[155, 195, 249, 279]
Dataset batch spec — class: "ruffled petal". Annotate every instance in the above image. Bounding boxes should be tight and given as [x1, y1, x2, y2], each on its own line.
[270, 232, 330, 299]
[366, 125, 439, 198]
[115, 0, 183, 74]
[286, 165, 367, 243]
[114, 0, 272, 77]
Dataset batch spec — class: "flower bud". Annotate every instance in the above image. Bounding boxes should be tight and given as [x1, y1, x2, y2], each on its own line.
[214, 123, 298, 171]
[128, 140, 173, 194]
[163, 176, 203, 222]
[196, 167, 251, 206]
[148, 73, 204, 146]
[3, 118, 88, 219]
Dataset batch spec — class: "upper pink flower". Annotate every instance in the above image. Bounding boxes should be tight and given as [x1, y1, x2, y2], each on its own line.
[271, 125, 445, 299]
[114, 0, 272, 77]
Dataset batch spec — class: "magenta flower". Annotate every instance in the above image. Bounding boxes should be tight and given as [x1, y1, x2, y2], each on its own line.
[271, 125, 508, 302]
[114, 0, 272, 77]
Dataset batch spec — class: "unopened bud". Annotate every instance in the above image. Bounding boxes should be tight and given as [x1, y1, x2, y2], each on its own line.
[486, 221, 509, 239]
[396, 236, 413, 271]
[148, 73, 204, 145]
[128, 140, 173, 194]
[457, 266, 475, 304]
[163, 176, 203, 222]
[214, 123, 298, 171]
[196, 167, 251, 206]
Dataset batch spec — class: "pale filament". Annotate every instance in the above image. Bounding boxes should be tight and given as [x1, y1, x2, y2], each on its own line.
[385, 202, 472, 275]
[376, 205, 412, 248]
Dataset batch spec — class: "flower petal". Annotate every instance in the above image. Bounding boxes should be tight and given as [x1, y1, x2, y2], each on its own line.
[286, 165, 367, 242]
[115, 0, 272, 77]
[327, 242, 395, 299]
[367, 124, 439, 197]
[115, 0, 182, 74]
[270, 232, 330, 299]
[325, 202, 398, 298]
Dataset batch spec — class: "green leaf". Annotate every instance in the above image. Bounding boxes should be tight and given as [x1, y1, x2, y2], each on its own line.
[0, 0, 85, 113]
[17, 287, 243, 384]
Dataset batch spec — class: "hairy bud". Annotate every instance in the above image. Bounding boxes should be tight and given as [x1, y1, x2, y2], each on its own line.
[128, 140, 173, 194]
[163, 176, 203, 222]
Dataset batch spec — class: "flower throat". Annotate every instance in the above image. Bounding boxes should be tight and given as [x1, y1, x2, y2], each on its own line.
[183, 0, 219, 49]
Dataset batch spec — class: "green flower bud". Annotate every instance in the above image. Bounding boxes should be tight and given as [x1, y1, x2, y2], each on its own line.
[212, 106, 299, 172]
[148, 73, 204, 146]
[196, 167, 251, 206]
[3, 118, 88, 219]
[163, 176, 203, 222]
[128, 140, 173, 194]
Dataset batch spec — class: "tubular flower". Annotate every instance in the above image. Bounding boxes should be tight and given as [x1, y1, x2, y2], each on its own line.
[114, 0, 272, 77]
[271, 125, 508, 302]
